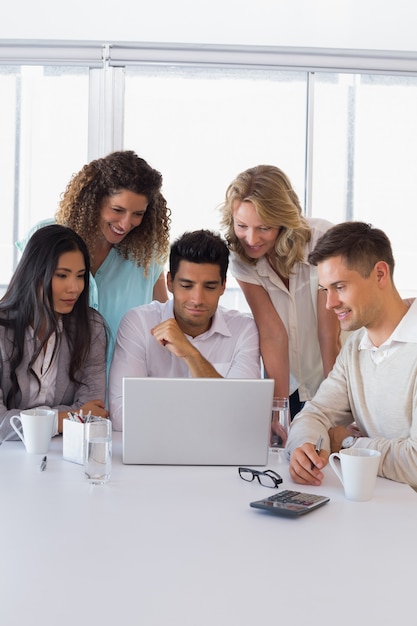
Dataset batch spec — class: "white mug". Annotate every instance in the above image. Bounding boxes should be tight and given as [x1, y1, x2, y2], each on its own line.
[10, 409, 56, 454]
[329, 448, 381, 502]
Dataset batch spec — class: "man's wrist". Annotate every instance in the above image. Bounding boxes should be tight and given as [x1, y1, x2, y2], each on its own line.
[181, 345, 201, 362]
[329, 426, 353, 453]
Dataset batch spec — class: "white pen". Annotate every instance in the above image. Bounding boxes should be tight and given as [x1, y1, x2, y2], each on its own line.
[40, 455, 47, 471]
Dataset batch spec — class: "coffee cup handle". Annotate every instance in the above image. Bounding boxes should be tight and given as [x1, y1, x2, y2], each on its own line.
[10, 415, 25, 445]
[329, 452, 344, 486]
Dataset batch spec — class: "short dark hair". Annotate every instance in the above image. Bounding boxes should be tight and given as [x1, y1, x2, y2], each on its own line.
[308, 221, 395, 278]
[169, 230, 229, 282]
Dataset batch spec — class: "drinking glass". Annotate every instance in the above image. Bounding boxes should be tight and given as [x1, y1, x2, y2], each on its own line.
[84, 416, 112, 484]
[269, 397, 290, 457]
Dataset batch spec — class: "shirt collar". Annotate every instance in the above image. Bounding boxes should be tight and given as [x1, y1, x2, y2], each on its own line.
[202, 306, 232, 339]
[359, 298, 417, 351]
[390, 298, 417, 343]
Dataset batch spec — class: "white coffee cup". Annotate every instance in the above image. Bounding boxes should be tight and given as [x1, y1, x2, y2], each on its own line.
[10, 409, 56, 454]
[329, 448, 381, 502]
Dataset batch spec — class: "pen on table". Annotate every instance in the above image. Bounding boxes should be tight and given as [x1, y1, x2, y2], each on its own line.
[40, 456, 47, 472]
[311, 435, 323, 470]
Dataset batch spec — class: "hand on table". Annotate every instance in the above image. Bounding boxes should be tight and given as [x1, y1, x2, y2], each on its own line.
[79, 400, 109, 419]
[58, 400, 108, 432]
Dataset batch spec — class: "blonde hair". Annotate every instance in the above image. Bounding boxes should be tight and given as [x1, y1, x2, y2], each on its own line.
[220, 165, 311, 278]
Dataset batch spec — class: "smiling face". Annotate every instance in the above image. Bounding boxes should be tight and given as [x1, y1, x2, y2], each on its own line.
[51, 250, 86, 315]
[317, 255, 384, 332]
[98, 189, 148, 245]
[232, 200, 279, 259]
[167, 261, 226, 337]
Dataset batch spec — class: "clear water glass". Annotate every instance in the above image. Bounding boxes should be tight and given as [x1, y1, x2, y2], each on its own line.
[269, 396, 290, 457]
[84, 417, 112, 484]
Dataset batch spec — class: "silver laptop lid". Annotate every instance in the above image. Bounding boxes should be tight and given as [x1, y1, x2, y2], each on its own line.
[122, 377, 274, 466]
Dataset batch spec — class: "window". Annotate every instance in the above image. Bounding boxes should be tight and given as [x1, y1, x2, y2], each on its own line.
[0, 64, 89, 286]
[124, 66, 417, 302]
[124, 66, 307, 242]
[312, 73, 417, 296]
[124, 66, 308, 309]
[1, 42, 417, 301]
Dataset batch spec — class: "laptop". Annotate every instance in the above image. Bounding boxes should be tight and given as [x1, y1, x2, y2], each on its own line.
[122, 377, 274, 465]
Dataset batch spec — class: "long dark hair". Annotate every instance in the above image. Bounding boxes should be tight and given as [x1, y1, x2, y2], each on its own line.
[0, 225, 99, 407]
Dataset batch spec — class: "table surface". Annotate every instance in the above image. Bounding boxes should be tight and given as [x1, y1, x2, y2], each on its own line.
[1, 433, 415, 626]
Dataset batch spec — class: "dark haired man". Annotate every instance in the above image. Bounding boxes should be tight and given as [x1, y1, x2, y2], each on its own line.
[109, 230, 260, 430]
[287, 221, 417, 487]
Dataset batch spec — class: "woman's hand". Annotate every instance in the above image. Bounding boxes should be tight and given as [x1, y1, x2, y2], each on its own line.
[79, 400, 109, 419]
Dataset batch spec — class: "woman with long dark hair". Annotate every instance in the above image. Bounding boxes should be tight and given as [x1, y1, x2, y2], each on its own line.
[0, 224, 108, 442]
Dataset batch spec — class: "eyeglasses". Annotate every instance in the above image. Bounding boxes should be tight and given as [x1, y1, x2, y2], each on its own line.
[238, 467, 283, 489]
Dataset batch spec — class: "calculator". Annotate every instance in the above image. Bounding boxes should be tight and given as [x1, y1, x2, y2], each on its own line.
[250, 489, 330, 518]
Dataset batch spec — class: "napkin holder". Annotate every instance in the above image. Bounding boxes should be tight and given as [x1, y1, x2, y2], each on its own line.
[63, 418, 85, 465]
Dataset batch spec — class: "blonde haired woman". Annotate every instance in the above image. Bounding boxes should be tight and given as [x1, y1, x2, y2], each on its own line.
[220, 165, 341, 417]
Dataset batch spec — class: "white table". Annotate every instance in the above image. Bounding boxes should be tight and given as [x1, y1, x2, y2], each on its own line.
[1, 433, 415, 626]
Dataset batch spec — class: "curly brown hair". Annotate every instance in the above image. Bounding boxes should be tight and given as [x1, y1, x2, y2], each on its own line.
[56, 151, 171, 274]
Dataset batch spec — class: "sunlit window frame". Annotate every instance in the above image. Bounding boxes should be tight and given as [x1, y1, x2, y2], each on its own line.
[2, 39, 417, 197]
[1, 39, 417, 292]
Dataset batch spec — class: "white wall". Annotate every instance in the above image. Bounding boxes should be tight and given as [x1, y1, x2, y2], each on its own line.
[2, 0, 417, 52]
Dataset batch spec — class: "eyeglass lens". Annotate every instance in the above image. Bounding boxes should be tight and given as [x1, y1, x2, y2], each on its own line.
[257, 473, 278, 488]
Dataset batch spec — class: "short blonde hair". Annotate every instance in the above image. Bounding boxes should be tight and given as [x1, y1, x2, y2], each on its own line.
[220, 165, 311, 278]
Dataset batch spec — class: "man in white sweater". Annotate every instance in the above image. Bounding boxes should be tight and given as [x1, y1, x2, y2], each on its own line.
[287, 221, 417, 488]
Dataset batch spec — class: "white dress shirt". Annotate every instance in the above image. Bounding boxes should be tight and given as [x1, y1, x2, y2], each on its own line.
[359, 298, 417, 363]
[27, 323, 61, 436]
[109, 299, 261, 430]
[27, 326, 60, 408]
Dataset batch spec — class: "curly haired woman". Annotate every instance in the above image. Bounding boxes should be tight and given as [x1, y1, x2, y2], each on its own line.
[220, 164, 341, 418]
[20, 151, 171, 363]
